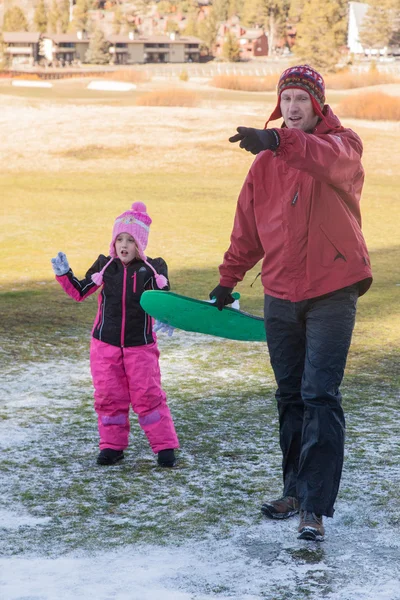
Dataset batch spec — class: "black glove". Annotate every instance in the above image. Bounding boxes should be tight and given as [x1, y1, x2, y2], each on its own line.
[209, 285, 234, 311]
[229, 127, 280, 155]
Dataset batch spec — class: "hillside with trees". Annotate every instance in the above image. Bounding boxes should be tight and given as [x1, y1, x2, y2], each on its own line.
[0, 0, 399, 69]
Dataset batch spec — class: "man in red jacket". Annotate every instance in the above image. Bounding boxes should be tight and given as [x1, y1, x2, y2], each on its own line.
[210, 65, 372, 542]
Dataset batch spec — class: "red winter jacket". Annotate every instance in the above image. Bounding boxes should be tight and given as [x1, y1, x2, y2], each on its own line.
[219, 106, 372, 301]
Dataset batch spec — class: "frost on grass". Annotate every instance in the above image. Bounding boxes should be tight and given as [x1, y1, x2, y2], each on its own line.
[1, 333, 400, 599]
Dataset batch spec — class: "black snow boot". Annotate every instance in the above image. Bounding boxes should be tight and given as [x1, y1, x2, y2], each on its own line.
[157, 449, 176, 468]
[97, 448, 124, 465]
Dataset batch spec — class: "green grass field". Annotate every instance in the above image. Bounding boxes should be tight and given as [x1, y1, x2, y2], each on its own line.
[1, 122, 399, 378]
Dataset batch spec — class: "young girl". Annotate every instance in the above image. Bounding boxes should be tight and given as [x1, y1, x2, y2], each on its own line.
[51, 202, 179, 467]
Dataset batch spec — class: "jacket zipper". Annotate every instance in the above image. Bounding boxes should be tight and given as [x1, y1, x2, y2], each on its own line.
[132, 271, 137, 293]
[121, 266, 127, 347]
[291, 191, 299, 206]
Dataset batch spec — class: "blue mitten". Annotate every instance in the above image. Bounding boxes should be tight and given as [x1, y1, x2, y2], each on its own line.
[51, 252, 70, 276]
[153, 320, 174, 337]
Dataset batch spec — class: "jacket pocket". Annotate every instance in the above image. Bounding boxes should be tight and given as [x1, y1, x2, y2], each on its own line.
[319, 224, 346, 266]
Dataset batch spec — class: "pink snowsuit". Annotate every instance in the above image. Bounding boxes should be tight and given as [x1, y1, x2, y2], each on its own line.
[56, 254, 179, 453]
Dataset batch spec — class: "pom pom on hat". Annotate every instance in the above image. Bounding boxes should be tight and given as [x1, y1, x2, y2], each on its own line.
[91, 272, 104, 286]
[91, 257, 114, 287]
[131, 201, 147, 212]
[155, 273, 168, 289]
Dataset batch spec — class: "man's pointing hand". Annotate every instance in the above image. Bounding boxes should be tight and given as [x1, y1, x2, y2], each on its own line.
[229, 127, 280, 155]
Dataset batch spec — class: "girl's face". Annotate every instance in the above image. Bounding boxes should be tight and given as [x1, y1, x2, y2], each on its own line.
[115, 233, 138, 264]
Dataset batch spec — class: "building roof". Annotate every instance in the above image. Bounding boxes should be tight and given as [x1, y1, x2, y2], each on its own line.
[240, 29, 265, 41]
[107, 34, 202, 45]
[3, 32, 41, 43]
[43, 34, 89, 43]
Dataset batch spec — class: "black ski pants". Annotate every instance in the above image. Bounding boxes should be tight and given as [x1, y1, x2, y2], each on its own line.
[264, 284, 358, 517]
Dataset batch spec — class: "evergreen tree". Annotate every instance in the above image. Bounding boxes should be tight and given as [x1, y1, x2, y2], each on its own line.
[177, 0, 199, 15]
[222, 31, 241, 60]
[241, 0, 263, 28]
[288, 0, 306, 24]
[34, 0, 48, 33]
[263, 0, 290, 56]
[0, 31, 8, 69]
[157, 1, 175, 16]
[71, 0, 92, 31]
[360, 0, 399, 52]
[293, 0, 347, 72]
[48, 0, 61, 33]
[213, 0, 231, 22]
[60, 0, 71, 33]
[240, 0, 290, 54]
[198, 9, 219, 54]
[3, 6, 29, 32]
[113, 5, 124, 34]
[85, 27, 110, 63]
[228, 0, 242, 18]
[166, 19, 180, 33]
[183, 16, 199, 36]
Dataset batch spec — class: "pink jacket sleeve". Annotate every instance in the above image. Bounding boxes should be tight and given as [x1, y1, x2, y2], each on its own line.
[219, 170, 264, 288]
[56, 273, 99, 302]
[55, 256, 105, 302]
[276, 128, 364, 193]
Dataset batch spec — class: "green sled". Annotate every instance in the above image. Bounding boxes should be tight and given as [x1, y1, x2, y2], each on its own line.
[140, 291, 266, 342]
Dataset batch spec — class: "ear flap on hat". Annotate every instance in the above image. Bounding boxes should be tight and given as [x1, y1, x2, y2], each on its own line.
[264, 100, 282, 128]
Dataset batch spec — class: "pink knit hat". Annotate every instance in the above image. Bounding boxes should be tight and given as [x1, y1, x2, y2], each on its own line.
[109, 201, 151, 258]
[91, 202, 168, 288]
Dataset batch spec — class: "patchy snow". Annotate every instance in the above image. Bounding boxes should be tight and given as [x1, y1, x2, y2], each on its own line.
[0, 508, 51, 530]
[1, 359, 91, 409]
[1, 527, 400, 600]
[11, 80, 53, 89]
[1, 339, 400, 600]
[87, 80, 136, 92]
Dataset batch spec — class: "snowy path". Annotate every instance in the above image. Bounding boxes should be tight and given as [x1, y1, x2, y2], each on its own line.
[1, 334, 400, 600]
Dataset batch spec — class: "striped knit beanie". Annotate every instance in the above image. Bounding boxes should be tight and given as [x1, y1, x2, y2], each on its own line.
[265, 65, 325, 126]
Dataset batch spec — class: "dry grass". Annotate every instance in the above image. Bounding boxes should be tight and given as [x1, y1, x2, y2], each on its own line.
[11, 73, 41, 80]
[136, 88, 199, 106]
[325, 70, 399, 90]
[337, 92, 400, 120]
[210, 75, 277, 92]
[108, 69, 150, 84]
[54, 144, 140, 160]
[210, 71, 399, 93]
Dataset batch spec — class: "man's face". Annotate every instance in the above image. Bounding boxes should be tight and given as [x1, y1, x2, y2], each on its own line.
[280, 88, 319, 132]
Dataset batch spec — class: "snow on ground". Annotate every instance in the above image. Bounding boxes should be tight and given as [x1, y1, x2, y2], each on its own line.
[1, 523, 400, 600]
[1, 334, 400, 600]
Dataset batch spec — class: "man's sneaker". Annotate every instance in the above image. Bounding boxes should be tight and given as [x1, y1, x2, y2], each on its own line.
[157, 449, 176, 468]
[97, 448, 124, 465]
[261, 495, 299, 519]
[297, 510, 325, 541]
